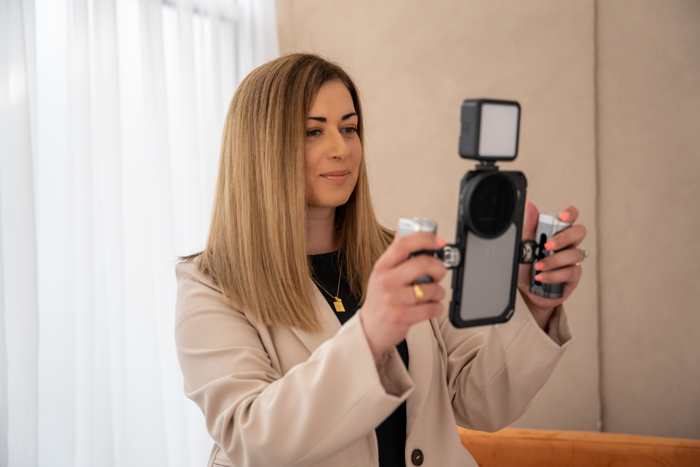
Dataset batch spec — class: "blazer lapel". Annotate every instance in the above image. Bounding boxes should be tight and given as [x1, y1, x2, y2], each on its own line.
[405, 319, 434, 439]
[290, 282, 342, 354]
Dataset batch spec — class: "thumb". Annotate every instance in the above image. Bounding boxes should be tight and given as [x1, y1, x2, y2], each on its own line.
[522, 201, 539, 241]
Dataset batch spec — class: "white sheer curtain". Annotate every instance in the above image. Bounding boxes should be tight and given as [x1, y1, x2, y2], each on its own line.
[0, 1, 279, 466]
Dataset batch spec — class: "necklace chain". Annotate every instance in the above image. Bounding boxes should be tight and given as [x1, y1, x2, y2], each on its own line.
[313, 271, 345, 312]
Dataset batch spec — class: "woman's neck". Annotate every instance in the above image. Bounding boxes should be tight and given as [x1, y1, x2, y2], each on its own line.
[306, 206, 336, 255]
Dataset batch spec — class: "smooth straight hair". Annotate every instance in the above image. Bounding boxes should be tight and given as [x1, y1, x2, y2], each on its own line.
[183, 53, 393, 332]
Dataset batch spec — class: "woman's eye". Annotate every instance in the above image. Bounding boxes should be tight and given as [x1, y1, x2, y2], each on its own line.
[341, 127, 358, 134]
[306, 129, 322, 137]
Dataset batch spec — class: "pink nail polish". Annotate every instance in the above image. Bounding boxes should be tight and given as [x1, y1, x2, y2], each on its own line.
[535, 274, 543, 282]
[437, 237, 446, 247]
[544, 241, 555, 251]
[535, 262, 543, 271]
[559, 212, 570, 221]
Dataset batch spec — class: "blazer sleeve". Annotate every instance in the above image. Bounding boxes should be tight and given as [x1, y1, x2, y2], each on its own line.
[174, 262, 414, 467]
[435, 299, 573, 432]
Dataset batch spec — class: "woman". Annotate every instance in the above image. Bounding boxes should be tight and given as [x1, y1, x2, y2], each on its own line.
[175, 53, 586, 467]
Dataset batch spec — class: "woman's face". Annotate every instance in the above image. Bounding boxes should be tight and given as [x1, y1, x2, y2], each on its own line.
[304, 79, 362, 211]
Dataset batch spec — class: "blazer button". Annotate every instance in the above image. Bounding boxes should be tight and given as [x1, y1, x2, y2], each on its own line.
[411, 449, 424, 466]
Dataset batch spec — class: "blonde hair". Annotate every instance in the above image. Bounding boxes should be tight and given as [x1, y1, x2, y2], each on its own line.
[182, 54, 393, 332]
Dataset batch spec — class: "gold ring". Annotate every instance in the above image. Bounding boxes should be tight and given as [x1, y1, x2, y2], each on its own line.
[413, 284, 425, 305]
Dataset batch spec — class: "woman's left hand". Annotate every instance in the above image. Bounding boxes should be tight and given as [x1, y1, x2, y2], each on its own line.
[517, 202, 588, 331]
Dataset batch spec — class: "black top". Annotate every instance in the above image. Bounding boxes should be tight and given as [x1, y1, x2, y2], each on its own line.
[309, 251, 409, 467]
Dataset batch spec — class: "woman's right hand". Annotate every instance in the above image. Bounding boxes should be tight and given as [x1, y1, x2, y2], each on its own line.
[359, 232, 447, 362]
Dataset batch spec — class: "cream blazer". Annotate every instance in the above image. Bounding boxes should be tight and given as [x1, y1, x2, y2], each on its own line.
[174, 261, 572, 467]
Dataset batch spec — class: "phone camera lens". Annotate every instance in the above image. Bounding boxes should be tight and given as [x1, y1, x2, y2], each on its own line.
[463, 172, 516, 238]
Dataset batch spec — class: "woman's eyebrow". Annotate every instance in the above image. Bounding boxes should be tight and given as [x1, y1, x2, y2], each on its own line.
[307, 112, 357, 123]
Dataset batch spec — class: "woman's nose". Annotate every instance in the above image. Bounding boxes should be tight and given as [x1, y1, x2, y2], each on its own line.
[327, 130, 351, 159]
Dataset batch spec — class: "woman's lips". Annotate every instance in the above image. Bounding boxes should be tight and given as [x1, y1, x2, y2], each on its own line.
[321, 171, 349, 183]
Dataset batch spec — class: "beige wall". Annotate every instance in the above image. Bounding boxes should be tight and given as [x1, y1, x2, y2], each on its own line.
[597, 1, 700, 439]
[276, 0, 700, 439]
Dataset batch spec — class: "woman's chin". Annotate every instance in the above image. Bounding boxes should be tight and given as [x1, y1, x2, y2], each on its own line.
[307, 195, 353, 210]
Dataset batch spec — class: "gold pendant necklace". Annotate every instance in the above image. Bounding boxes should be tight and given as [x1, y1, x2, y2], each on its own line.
[313, 272, 345, 312]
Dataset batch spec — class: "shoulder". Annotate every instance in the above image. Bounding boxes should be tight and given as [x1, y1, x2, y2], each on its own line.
[175, 259, 259, 350]
[175, 259, 236, 329]
[175, 258, 222, 294]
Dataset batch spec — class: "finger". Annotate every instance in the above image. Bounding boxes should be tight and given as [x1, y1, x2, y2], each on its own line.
[522, 201, 539, 241]
[544, 224, 588, 251]
[400, 283, 445, 307]
[533, 265, 582, 287]
[387, 254, 447, 286]
[558, 205, 579, 224]
[376, 231, 443, 271]
[534, 248, 586, 272]
[404, 302, 444, 324]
